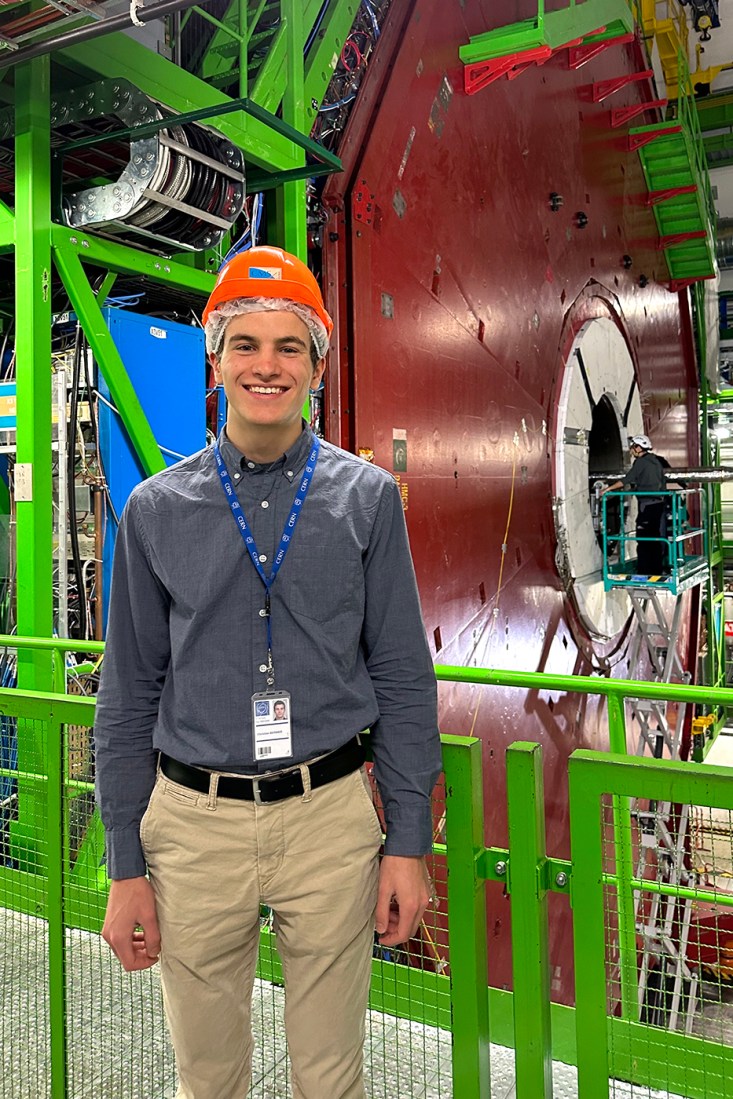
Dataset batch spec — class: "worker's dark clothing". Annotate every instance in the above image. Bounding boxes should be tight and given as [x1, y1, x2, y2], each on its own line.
[622, 452, 668, 574]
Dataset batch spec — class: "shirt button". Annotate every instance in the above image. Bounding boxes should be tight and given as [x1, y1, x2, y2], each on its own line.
[259, 609, 267, 617]
[261, 500, 269, 509]
[234, 473, 241, 480]
[259, 664, 268, 673]
[286, 470, 293, 478]
[259, 554, 267, 563]
[247, 461, 255, 469]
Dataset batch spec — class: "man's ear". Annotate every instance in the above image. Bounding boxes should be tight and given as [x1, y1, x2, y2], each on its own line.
[311, 357, 326, 391]
[208, 350, 222, 384]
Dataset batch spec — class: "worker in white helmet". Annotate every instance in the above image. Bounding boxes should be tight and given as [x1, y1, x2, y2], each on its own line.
[602, 436, 675, 574]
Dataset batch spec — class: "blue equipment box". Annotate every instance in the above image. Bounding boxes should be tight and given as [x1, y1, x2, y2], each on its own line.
[97, 308, 206, 627]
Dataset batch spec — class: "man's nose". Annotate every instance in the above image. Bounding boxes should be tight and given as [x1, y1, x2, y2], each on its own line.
[253, 346, 279, 376]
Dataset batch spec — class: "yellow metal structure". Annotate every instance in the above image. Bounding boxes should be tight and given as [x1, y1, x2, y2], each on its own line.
[639, 0, 689, 97]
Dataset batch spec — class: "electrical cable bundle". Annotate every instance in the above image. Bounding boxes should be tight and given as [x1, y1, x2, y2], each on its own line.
[310, 0, 389, 153]
[59, 80, 246, 253]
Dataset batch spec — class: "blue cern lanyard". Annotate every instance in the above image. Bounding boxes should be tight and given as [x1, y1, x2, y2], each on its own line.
[213, 436, 320, 685]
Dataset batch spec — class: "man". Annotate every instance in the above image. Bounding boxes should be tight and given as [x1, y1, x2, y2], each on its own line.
[94, 245, 442, 1099]
[601, 435, 674, 574]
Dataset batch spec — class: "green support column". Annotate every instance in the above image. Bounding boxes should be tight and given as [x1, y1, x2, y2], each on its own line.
[506, 743, 553, 1099]
[53, 245, 166, 478]
[279, 0, 308, 258]
[608, 692, 639, 1022]
[442, 735, 491, 1099]
[569, 751, 613, 1099]
[14, 57, 54, 686]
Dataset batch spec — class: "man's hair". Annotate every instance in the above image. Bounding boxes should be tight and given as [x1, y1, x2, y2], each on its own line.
[205, 296, 327, 367]
[274, 700, 286, 709]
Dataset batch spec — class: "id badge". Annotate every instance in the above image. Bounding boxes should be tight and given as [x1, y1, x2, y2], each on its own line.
[251, 690, 293, 762]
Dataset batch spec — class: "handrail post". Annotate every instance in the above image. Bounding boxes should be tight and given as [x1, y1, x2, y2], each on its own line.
[506, 742, 553, 1098]
[442, 736, 490, 1099]
[46, 712, 67, 1098]
[608, 692, 639, 1021]
[569, 752, 612, 1098]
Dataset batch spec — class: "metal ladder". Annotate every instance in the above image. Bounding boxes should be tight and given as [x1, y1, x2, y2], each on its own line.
[625, 586, 698, 1032]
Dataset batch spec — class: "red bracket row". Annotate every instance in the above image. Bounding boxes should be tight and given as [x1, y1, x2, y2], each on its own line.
[668, 275, 710, 293]
[658, 230, 707, 250]
[568, 31, 634, 70]
[463, 46, 551, 95]
[592, 69, 654, 103]
[611, 98, 667, 128]
[463, 27, 633, 94]
[647, 184, 698, 206]
[628, 124, 682, 151]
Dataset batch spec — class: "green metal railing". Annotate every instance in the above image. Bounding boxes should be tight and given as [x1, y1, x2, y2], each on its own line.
[4, 640, 733, 1095]
[458, 0, 634, 61]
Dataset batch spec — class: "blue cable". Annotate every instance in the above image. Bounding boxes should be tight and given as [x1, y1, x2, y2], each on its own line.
[362, 0, 380, 38]
[319, 93, 357, 112]
[304, 0, 330, 55]
[220, 193, 264, 269]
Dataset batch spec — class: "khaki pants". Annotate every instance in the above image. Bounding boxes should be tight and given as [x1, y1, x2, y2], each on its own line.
[140, 766, 382, 1099]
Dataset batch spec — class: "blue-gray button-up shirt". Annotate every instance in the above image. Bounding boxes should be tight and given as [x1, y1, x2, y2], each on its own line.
[94, 425, 441, 879]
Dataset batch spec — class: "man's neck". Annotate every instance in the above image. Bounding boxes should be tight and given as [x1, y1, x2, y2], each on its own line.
[225, 419, 304, 464]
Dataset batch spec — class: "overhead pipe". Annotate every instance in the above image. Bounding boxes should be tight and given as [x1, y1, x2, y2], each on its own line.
[0, 0, 200, 69]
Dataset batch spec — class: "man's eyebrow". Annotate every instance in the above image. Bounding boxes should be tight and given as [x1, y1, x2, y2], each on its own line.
[275, 335, 307, 349]
[225, 331, 307, 349]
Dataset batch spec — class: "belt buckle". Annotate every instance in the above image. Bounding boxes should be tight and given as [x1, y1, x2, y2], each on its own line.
[252, 777, 265, 806]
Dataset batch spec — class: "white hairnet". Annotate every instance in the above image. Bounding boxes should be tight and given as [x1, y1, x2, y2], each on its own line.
[205, 296, 329, 360]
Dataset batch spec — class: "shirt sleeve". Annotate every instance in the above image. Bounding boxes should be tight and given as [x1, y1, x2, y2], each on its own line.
[361, 478, 442, 857]
[94, 492, 171, 879]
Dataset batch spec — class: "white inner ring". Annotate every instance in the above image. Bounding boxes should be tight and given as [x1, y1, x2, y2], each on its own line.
[554, 317, 644, 639]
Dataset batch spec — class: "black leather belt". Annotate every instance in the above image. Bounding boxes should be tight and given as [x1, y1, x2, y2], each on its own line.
[159, 737, 364, 805]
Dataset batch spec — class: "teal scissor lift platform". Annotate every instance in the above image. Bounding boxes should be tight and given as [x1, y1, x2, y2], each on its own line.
[602, 488, 708, 595]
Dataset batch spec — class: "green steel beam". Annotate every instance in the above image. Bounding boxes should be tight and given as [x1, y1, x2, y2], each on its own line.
[505, 743, 552, 1099]
[14, 59, 54, 690]
[303, 0, 360, 129]
[53, 243, 166, 479]
[51, 224, 213, 294]
[696, 91, 733, 133]
[250, 21, 290, 112]
[459, 0, 633, 62]
[568, 752, 612, 1099]
[279, 0, 307, 259]
[59, 34, 300, 172]
[704, 132, 733, 168]
[0, 196, 13, 247]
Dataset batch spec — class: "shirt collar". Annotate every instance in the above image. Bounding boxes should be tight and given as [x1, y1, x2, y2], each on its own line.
[218, 421, 315, 479]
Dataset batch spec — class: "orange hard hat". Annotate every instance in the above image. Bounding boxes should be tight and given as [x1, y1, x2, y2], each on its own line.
[202, 245, 333, 336]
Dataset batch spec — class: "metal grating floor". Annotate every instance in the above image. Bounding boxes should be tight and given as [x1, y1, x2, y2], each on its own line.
[0, 909, 714, 1098]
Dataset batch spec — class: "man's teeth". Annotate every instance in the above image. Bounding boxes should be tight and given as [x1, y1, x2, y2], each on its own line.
[247, 386, 285, 394]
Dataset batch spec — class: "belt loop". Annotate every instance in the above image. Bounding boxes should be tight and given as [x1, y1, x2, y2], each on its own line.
[207, 772, 220, 811]
[299, 763, 313, 803]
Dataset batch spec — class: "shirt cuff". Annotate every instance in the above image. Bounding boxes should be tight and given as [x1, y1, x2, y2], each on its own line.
[104, 826, 148, 880]
[382, 802, 434, 857]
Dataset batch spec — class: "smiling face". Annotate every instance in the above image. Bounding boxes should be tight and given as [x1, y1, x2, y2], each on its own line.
[210, 310, 325, 458]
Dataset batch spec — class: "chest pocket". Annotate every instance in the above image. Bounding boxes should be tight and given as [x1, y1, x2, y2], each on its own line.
[283, 543, 364, 623]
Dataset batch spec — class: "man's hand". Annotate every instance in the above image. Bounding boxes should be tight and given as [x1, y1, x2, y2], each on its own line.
[102, 876, 161, 972]
[375, 854, 432, 947]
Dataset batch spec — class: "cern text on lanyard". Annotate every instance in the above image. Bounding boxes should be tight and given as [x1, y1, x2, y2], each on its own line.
[213, 436, 320, 686]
